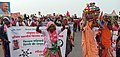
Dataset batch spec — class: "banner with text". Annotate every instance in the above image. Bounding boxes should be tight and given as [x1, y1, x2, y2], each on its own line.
[7, 27, 67, 57]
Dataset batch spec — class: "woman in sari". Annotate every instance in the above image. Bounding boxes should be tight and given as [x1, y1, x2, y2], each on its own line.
[36, 21, 63, 57]
[82, 2, 101, 57]
[82, 20, 99, 57]
[101, 16, 114, 57]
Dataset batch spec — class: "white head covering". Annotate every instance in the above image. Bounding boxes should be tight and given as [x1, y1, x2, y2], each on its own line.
[3, 16, 10, 22]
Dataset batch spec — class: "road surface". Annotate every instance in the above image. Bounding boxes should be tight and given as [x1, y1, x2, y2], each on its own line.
[69, 31, 82, 57]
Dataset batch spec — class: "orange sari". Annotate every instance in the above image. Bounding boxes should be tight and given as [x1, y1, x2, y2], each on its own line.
[82, 21, 98, 57]
[101, 21, 113, 57]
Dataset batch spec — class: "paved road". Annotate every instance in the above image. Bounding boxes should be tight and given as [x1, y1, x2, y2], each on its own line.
[69, 31, 82, 57]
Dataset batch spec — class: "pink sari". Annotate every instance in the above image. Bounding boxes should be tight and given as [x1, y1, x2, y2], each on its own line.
[44, 30, 60, 57]
[49, 30, 59, 57]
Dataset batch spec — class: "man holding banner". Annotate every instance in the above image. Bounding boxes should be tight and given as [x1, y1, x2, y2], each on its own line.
[0, 16, 11, 57]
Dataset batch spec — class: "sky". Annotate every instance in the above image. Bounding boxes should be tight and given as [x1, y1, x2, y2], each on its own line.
[0, 0, 120, 17]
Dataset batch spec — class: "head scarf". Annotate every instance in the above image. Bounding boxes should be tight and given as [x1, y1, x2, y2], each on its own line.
[47, 21, 56, 29]
[3, 16, 10, 22]
[63, 18, 68, 21]
[2, 16, 12, 32]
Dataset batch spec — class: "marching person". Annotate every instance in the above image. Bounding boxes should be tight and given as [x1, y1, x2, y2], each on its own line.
[116, 29, 120, 57]
[36, 21, 64, 57]
[0, 17, 3, 27]
[62, 18, 73, 57]
[26, 18, 32, 26]
[10, 18, 16, 26]
[0, 16, 11, 57]
[16, 15, 26, 26]
[54, 17, 62, 27]
[31, 17, 38, 26]
[100, 14, 114, 57]
[81, 2, 101, 57]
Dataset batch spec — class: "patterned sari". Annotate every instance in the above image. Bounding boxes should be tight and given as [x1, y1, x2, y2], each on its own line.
[44, 30, 61, 57]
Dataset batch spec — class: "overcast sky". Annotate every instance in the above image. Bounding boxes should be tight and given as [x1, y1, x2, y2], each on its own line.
[0, 0, 120, 17]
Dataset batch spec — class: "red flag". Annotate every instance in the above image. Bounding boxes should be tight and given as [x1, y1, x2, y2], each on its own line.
[100, 11, 103, 20]
[66, 11, 70, 17]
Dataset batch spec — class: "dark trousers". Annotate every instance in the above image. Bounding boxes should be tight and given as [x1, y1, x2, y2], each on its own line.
[4, 42, 10, 57]
[73, 23, 77, 32]
[116, 48, 120, 57]
[65, 37, 72, 57]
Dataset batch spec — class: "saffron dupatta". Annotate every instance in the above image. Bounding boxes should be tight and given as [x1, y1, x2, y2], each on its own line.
[101, 21, 113, 57]
[82, 21, 99, 57]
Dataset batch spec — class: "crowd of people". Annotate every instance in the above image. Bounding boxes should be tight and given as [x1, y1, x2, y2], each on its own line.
[0, 11, 81, 57]
[0, 2, 120, 57]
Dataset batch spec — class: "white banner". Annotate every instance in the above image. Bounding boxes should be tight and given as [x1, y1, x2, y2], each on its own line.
[58, 29, 67, 57]
[7, 27, 67, 57]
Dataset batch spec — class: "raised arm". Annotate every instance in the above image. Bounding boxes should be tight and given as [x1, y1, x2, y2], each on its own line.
[36, 24, 42, 33]
[61, 24, 65, 31]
